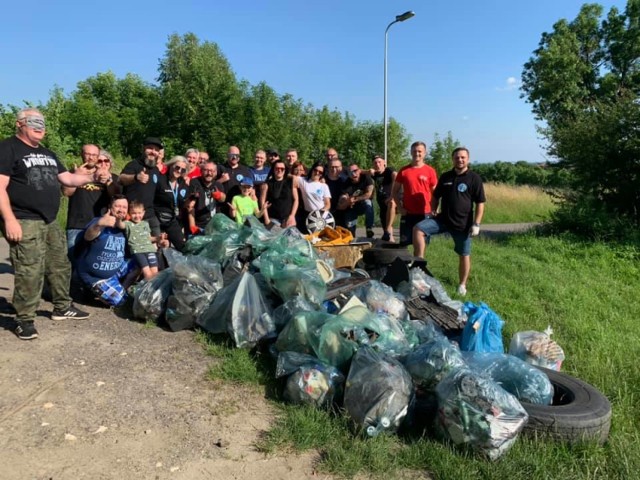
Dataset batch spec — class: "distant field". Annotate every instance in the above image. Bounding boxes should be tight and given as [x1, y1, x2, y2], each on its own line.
[482, 182, 556, 224]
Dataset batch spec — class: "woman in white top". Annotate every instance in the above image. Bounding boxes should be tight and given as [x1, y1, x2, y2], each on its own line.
[296, 161, 331, 213]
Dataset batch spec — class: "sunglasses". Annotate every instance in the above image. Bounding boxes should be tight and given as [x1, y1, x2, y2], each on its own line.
[96, 159, 110, 164]
[173, 166, 187, 173]
[350, 169, 359, 174]
[228, 154, 240, 159]
[274, 167, 286, 171]
[314, 168, 324, 174]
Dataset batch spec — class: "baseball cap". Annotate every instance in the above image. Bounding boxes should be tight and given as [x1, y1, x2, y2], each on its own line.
[143, 137, 164, 149]
[240, 177, 254, 187]
[266, 149, 280, 157]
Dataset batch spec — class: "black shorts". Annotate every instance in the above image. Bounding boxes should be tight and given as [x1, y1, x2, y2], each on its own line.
[133, 252, 158, 269]
[399, 214, 430, 246]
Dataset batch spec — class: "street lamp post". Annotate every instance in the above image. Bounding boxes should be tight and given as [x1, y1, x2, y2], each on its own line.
[384, 10, 415, 163]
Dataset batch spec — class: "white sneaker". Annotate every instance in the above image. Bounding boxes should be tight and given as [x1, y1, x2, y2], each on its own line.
[457, 284, 467, 296]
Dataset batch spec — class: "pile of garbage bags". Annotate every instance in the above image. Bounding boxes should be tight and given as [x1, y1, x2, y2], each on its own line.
[131, 215, 559, 460]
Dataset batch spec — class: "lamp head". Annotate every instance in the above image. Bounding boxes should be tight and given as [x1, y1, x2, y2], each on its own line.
[396, 11, 416, 22]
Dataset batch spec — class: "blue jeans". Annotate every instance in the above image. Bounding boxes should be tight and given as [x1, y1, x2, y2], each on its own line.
[66, 228, 84, 258]
[344, 200, 374, 235]
[415, 218, 472, 256]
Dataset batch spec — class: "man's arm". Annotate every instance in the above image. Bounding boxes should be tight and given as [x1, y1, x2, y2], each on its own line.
[84, 214, 117, 241]
[118, 173, 135, 186]
[0, 175, 21, 242]
[474, 202, 485, 225]
[58, 171, 97, 188]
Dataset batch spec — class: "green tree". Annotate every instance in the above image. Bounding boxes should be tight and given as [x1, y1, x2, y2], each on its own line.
[427, 131, 460, 175]
[521, 0, 640, 232]
[157, 33, 243, 157]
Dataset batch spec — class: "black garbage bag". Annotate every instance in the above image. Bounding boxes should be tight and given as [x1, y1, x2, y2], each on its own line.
[343, 346, 414, 436]
[163, 249, 223, 332]
[276, 351, 345, 408]
[198, 271, 275, 348]
[132, 268, 174, 323]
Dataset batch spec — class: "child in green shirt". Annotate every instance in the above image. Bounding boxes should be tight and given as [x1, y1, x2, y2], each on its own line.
[228, 177, 270, 224]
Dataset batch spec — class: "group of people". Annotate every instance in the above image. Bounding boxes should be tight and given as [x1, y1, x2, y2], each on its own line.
[0, 108, 485, 341]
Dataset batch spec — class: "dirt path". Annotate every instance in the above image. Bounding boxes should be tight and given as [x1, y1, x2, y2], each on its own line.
[0, 239, 328, 480]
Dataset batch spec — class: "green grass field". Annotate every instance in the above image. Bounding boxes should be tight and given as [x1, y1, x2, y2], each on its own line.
[197, 195, 639, 479]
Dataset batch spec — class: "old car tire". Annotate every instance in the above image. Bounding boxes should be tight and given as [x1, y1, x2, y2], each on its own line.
[362, 246, 414, 265]
[521, 367, 611, 445]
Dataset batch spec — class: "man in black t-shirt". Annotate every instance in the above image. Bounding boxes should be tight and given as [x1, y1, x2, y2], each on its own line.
[413, 147, 486, 296]
[186, 160, 226, 233]
[0, 109, 98, 340]
[218, 146, 252, 218]
[339, 163, 375, 237]
[325, 157, 347, 227]
[64, 145, 120, 255]
[119, 137, 163, 235]
[368, 155, 397, 242]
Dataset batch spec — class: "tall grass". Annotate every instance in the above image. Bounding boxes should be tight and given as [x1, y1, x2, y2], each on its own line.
[482, 182, 556, 223]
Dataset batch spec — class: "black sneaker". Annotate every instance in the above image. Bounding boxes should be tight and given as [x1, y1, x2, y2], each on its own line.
[381, 232, 391, 242]
[15, 321, 39, 340]
[366, 229, 375, 238]
[51, 304, 90, 321]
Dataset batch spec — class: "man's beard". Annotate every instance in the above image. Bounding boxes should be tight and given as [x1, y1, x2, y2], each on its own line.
[144, 156, 156, 168]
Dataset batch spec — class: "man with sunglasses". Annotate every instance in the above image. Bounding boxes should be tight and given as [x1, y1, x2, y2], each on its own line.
[119, 137, 163, 236]
[218, 145, 252, 218]
[338, 163, 375, 237]
[0, 109, 102, 340]
[266, 149, 280, 165]
[63, 146, 120, 257]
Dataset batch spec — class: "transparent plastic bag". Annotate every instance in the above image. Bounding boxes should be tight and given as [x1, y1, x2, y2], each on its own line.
[460, 302, 504, 353]
[275, 307, 386, 372]
[132, 268, 174, 323]
[436, 368, 528, 460]
[398, 267, 433, 298]
[272, 296, 317, 331]
[402, 329, 467, 390]
[508, 327, 565, 371]
[259, 245, 326, 307]
[276, 351, 345, 408]
[354, 280, 407, 322]
[343, 346, 414, 436]
[462, 352, 553, 405]
[205, 213, 239, 235]
[198, 272, 275, 348]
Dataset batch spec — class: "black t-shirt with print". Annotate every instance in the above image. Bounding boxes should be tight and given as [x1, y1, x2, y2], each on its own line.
[121, 157, 160, 219]
[325, 176, 347, 210]
[372, 167, 395, 203]
[188, 177, 226, 229]
[434, 169, 486, 232]
[342, 174, 373, 199]
[0, 136, 66, 223]
[66, 173, 118, 229]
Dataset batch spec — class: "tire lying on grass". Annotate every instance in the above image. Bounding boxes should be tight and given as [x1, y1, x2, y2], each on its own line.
[521, 367, 611, 445]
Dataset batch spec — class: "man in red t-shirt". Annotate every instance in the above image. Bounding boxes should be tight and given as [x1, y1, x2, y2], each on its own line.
[391, 141, 438, 246]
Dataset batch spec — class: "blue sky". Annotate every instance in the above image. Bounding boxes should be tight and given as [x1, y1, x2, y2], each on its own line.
[0, 0, 628, 163]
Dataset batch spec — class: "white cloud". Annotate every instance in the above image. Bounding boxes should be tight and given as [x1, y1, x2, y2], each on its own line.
[462, 115, 470, 121]
[496, 76, 520, 91]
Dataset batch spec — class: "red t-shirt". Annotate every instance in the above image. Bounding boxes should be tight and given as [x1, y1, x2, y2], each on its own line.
[187, 166, 201, 179]
[395, 163, 438, 214]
